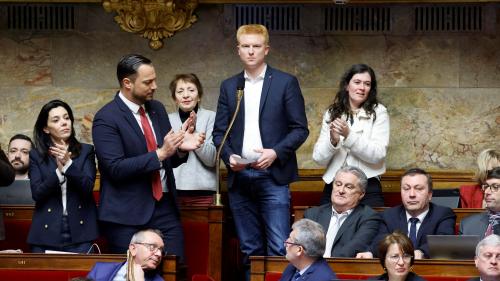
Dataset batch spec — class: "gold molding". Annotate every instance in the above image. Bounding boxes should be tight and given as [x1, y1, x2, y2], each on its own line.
[102, 0, 199, 50]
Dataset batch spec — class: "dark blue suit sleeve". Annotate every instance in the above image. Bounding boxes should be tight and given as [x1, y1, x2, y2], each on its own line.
[0, 149, 14, 186]
[29, 150, 62, 202]
[65, 145, 97, 197]
[92, 111, 162, 181]
[272, 76, 309, 164]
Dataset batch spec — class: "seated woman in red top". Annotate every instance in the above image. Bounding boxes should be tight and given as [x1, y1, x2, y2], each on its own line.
[460, 149, 500, 208]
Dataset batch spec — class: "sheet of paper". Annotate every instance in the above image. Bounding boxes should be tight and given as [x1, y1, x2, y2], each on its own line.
[45, 250, 77, 254]
[234, 157, 255, 165]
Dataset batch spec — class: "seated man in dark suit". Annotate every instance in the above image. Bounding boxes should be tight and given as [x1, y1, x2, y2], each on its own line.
[357, 168, 456, 259]
[461, 167, 500, 239]
[280, 218, 337, 281]
[468, 234, 500, 281]
[88, 229, 164, 281]
[305, 166, 381, 258]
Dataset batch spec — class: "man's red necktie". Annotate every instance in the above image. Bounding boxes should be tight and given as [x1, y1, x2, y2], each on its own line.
[138, 107, 163, 201]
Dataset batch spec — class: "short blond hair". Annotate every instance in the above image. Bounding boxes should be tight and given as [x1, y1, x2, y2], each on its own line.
[474, 149, 500, 183]
[236, 24, 269, 45]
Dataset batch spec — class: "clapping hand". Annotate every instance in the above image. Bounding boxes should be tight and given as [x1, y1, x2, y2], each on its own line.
[179, 131, 205, 151]
[49, 141, 71, 172]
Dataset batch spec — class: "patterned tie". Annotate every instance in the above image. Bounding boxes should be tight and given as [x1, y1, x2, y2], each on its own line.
[485, 211, 500, 237]
[138, 107, 163, 201]
[409, 217, 419, 247]
[293, 271, 301, 280]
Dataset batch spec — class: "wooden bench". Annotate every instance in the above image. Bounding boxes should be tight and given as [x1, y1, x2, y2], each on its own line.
[284, 169, 476, 207]
[0, 253, 178, 281]
[293, 206, 484, 224]
[0, 204, 224, 281]
[250, 256, 478, 281]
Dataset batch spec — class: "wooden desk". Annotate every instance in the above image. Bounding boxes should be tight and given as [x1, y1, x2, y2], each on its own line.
[0, 253, 177, 281]
[293, 206, 484, 223]
[0, 204, 224, 281]
[250, 256, 478, 281]
[179, 205, 224, 281]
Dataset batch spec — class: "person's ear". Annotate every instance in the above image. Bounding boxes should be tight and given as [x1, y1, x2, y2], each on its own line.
[123, 78, 133, 89]
[129, 244, 137, 257]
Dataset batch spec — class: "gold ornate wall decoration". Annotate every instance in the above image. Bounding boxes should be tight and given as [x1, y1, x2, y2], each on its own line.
[102, 0, 198, 50]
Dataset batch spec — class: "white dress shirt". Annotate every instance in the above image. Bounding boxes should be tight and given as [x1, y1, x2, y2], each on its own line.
[406, 208, 429, 236]
[241, 65, 267, 162]
[55, 159, 72, 215]
[324, 207, 353, 257]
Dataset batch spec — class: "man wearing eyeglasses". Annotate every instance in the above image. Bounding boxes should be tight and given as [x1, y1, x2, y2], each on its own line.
[280, 219, 337, 281]
[461, 167, 500, 239]
[87, 229, 164, 281]
[468, 234, 500, 281]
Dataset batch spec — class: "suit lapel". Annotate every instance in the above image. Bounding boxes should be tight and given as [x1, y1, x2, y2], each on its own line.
[114, 94, 147, 148]
[145, 103, 163, 146]
[318, 205, 333, 233]
[333, 206, 359, 246]
[417, 205, 433, 243]
[398, 206, 409, 235]
[258, 66, 273, 115]
[234, 72, 246, 133]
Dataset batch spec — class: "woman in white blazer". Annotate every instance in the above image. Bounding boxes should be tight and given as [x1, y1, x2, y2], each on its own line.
[313, 64, 390, 207]
[168, 73, 216, 205]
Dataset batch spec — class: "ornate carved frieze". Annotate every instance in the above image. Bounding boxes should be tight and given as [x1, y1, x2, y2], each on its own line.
[102, 0, 198, 50]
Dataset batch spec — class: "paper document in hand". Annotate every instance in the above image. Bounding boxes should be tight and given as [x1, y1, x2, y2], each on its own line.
[234, 157, 255, 165]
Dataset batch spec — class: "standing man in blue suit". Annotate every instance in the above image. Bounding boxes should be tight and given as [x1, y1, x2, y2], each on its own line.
[280, 219, 337, 281]
[213, 24, 309, 280]
[92, 54, 204, 259]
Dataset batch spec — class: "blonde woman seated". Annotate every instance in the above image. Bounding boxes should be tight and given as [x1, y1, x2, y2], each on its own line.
[460, 149, 500, 208]
[370, 232, 427, 281]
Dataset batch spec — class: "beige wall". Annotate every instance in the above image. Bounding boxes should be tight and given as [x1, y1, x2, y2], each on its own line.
[0, 4, 498, 170]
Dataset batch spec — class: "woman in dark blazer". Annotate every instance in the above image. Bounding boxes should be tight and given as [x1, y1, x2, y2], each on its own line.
[28, 100, 98, 253]
[370, 231, 427, 281]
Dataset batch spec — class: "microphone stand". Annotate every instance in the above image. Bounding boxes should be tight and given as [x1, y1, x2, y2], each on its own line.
[213, 88, 244, 206]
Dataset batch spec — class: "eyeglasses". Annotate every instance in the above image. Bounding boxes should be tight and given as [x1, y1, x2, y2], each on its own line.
[481, 183, 500, 193]
[283, 240, 305, 250]
[387, 254, 412, 263]
[134, 242, 165, 255]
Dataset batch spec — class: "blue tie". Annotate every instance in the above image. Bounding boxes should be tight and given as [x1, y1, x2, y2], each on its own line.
[293, 271, 301, 280]
[409, 217, 419, 247]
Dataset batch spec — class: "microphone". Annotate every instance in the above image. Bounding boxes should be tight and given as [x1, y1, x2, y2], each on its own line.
[214, 76, 245, 206]
[236, 76, 245, 100]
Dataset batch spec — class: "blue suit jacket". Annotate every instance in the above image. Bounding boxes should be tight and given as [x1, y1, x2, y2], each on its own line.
[279, 258, 337, 281]
[27, 143, 98, 246]
[370, 203, 456, 258]
[213, 66, 309, 187]
[92, 94, 184, 225]
[87, 262, 163, 281]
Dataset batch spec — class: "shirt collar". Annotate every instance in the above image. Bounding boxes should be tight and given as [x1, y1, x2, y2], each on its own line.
[406, 208, 429, 223]
[298, 263, 312, 276]
[119, 91, 142, 114]
[244, 64, 267, 83]
[331, 206, 354, 217]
